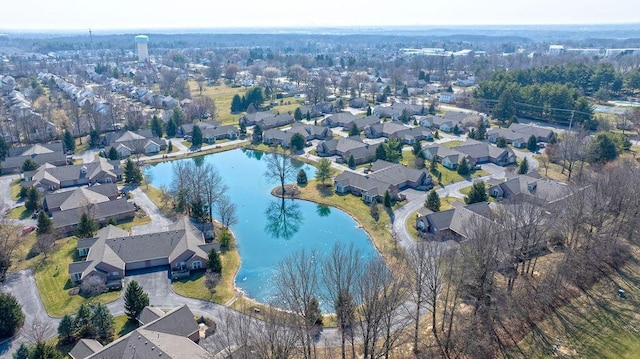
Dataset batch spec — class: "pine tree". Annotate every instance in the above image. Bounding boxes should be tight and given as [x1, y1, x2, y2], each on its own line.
[428, 103, 436, 115]
[124, 159, 142, 184]
[464, 181, 488, 204]
[366, 106, 372, 116]
[57, 314, 75, 344]
[36, 211, 52, 235]
[107, 146, 119, 160]
[191, 125, 203, 147]
[29, 342, 63, 359]
[252, 124, 263, 144]
[166, 118, 177, 137]
[63, 130, 75, 153]
[296, 169, 308, 185]
[167, 141, 173, 153]
[91, 303, 114, 344]
[527, 135, 538, 152]
[150, 115, 164, 137]
[348, 122, 359, 137]
[430, 156, 438, 173]
[13, 343, 30, 359]
[383, 190, 392, 208]
[347, 154, 356, 169]
[496, 136, 507, 148]
[453, 124, 460, 135]
[294, 107, 303, 121]
[517, 157, 529, 174]
[457, 157, 470, 176]
[76, 212, 98, 238]
[75, 303, 96, 339]
[124, 280, 149, 321]
[22, 158, 38, 172]
[425, 190, 441, 212]
[376, 144, 387, 161]
[207, 248, 222, 274]
[230, 94, 243, 113]
[0, 292, 24, 339]
[171, 107, 185, 127]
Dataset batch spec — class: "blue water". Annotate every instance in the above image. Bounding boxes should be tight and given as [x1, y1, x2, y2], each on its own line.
[145, 149, 379, 311]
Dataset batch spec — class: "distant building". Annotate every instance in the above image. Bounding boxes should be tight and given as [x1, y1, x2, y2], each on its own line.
[548, 45, 564, 56]
[135, 35, 149, 62]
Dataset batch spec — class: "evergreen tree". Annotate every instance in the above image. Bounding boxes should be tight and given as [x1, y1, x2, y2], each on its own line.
[36, 211, 52, 235]
[0, 135, 9, 160]
[453, 124, 460, 135]
[107, 146, 119, 160]
[477, 120, 487, 140]
[306, 111, 311, 121]
[230, 94, 243, 113]
[167, 141, 173, 153]
[457, 157, 470, 176]
[150, 115, 164, 137]
[433, 130, 439, 139]
[347, 154, 356, 169]
[191, 125, 203, 147]
[0, 292, 24, 339]
[63, 130, 75, 153]
[25, 187, 41, 211]
[467, 128, 477, 140]
[207, 248, 222, 274]
[124, 159, 143, 184]
[13, 343, 30, 359]
[22, 159, 38, 172]
[28, 342, 63, 359]
[428, 102, 436, 115]
[290, 133, 306, 152]
[589, 132, 618, 163]
[91, 303, 115, 344]
[75, 303, 96, 339]
[383, 190, 392, 208]
[171, 107, 185, 127]
[56, 314, 75, 344]
[430, 156, 438, 172]
[366, 106, 372, 116]
[239, 121, 247, 136]
[306, 296, 323, 327]
[496, 136, 508, 148]
[124, 280, 149, 321]
[464, 181, 488, 204]
[348, 122, 360, 136]
[252, 124, 263, 144]
[425, 190, 441, 212]
[375, 144, 387, 161]
[412, 141, 422, 156]
[76, 212, 98, 238]
[494, 89, 516, 125]
[517, 157, 529, 174]
[527, 135, 538, 152]
[89, 129, 101, 147]
[296, 169, 308, 185]
[294, 107, 303, 121]
[166, 118, 177, 137]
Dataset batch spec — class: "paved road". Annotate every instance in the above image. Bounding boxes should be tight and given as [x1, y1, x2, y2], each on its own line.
[0, 270, 60, 358]
[127, 187, 172, 235]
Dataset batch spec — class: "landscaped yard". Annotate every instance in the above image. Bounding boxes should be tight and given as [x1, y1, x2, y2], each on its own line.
[432, 163, 488, 185]
[187, 81, 249, 125]
[7, 205, 31, 220]
[32, 236, 121, 317]
[441, 140, 465, 148]
[405, 196, 462, 240]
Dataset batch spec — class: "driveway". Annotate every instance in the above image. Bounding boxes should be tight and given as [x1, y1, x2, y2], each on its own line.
[0, 174, 20, 210]
[0, 270, 60, 358]
[127, 187, 172, 235]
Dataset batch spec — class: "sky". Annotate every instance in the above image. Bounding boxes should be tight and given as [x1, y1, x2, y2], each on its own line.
[1, 0, 639, 31]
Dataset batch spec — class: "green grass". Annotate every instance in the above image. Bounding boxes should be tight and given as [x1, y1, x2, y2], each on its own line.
[7, 205, 32, 220]
[172, 247, 240, 304]
[115, 214, 152, 232]
[188, 81, 249, 125]
[441, 140, 465, 148]
[431, 163, 488, 186]
[10, 179, 21, 200]
[114, 314, 138, 338]
[33, 236, 121, 317]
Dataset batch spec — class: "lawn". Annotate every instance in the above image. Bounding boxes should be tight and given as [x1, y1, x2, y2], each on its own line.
[115, 213, 152, 232]
[10, 178, 21, 200]
[114, 314, 138, 338]
[33, 236, 121, 317]
[187, 81, 249, 125]
[515, 246, 640, 358]
[7, 205, 32, 220]
[432, 163, 488, 186]
[441, 140, 465, 148]
[172, 245, 240, 304]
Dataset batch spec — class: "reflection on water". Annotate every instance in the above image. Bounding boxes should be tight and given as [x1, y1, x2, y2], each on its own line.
[316, 204, 331, 217]
[264, 198, 303, 240]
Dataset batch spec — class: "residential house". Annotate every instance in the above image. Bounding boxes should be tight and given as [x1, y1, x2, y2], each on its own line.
[176, 120, 220, 137]
[438, 92, 457, 103]
[322, 112, 357, 128]
[349, 98, 368, 108]
[350, 115, 381, 131]
[391, 127, 433, 144]
[238, 111, 273, 127]
[43, 183, 119, 213]
[68, 217, 215, 286]
[24, 157, 122, 191]
[507, 123, 556, 143]
[487, 172, 569, 204]
[256, 113, 294, 130]
[421, 115, 462, 133]
[201, 125, 239, 144]
[486, 128, 528, 148]
[454, 140, 517, 166]
[334, 160, 432, 202]
[52, 198, 136, 234]
[317, 136, 380, 165]
[422, 144, 474, 170]
[1, 142, 67, 174]
[102, 130, 166, 157]
[364, 121, 408, 139]
[263, 123, 331, 148]
[415, 201, 493, 240]
[374, 102, 424, 120]
[68, 305, 208, 359]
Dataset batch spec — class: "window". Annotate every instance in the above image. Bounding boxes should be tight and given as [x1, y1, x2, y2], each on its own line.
[192, 261, 202, 269]
[72, 273, 81, 281]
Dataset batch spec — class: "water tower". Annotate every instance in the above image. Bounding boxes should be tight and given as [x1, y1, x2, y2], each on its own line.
[134, 35, 149, 63]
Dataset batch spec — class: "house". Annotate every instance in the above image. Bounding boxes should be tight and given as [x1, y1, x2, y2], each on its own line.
[454, 140, 517, 166]
[256, 113, 294, 130]
[238, 111, 272, 127]
[364, 121, 408, 139]
[176, 120, 220, 137]
[317, 136, 380, 165]
[391, 127, 433, 144]
[487, 172, 569, 204]
[43, 183, 119, 213]
[24, 157, 122, 191]
[415, 201, 493, 240]
[421, 115, 462, 133]
[322, 112, 357, 128]
[1, 142, 67, 174]
[350, 115, 381, 131]
[52, 198, 136, 234]
[507, 123, 556, 143]
[201, 125, 239, 144]
[439, 92, 457, 103]
[486, 128, 527, 148]
[349, 98, 368, 108]
[68, 305, 208, 359]
[263, 123, 331, 148]
[102, 130, 166, 157]
[68, 217, 215, 285]
[422, 144, 474, 170]
[334, 160, 432, 202]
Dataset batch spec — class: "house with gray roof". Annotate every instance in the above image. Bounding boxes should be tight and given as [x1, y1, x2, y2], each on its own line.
[43, 183, 119, 213]
[52, 198, 136, 234]
[24, 157, 122, 191]
[334, 160, 432, 202]
[423, 140, 515, 169]
[69, 305, 208, 359]
[391, 126, 433, 144]
[68, 217, 214, 286]
[323, 112, 357, 128]
[364, 121, 409, 139]
[318, 136, 381, 165]
[1, 142, 67, 174]
[256, 113, 295, 130]
[415, 201, 494, 240]
[102, 130, 166, 158]
[263, 123, 331, 148]
[238, 111, 272, 126]
[487, 172, 569, 204]
[351, 115, 381, 131]
[486, 128, 528, 148]
[176, 120, 220, 137]
[201, 125, 239, 144]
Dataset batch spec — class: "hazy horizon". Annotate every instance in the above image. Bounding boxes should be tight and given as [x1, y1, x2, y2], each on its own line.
[1, 0, 639, 32]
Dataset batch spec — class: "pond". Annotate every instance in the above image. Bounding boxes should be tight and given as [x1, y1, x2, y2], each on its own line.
[145, 148, 380, 311]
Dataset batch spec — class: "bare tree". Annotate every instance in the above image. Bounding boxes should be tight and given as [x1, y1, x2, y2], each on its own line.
[0, 202, 19, 282]
[216, 194, 238, 229]
[253, 306, 300, 359]
[263, 151, 296, 196]
[23, 318, 56, 344]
